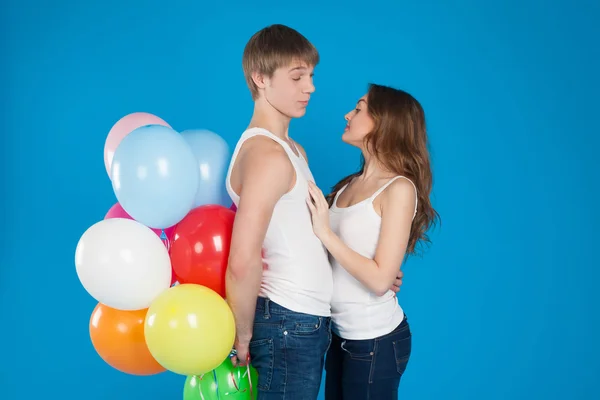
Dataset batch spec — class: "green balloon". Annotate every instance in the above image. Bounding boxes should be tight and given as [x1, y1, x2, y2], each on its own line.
[183, 358, 258, 400]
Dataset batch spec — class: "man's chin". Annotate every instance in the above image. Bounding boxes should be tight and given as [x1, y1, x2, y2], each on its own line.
[289, 108, 307, 119]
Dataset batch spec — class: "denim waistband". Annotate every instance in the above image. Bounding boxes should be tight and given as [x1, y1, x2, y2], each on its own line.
[255, 296, 331, 318]
[255, 296, 293, 315]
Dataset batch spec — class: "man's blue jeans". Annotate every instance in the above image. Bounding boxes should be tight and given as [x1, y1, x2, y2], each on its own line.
[249, 297, 332, 399]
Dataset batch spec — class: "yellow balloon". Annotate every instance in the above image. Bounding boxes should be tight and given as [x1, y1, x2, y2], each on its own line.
[144, 284, 236, 376]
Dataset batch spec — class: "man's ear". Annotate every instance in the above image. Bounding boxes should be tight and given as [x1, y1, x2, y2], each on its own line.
[251, 71, 268, 90]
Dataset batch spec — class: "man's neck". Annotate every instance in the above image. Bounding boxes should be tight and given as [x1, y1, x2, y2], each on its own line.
[247, 99, 292, 139]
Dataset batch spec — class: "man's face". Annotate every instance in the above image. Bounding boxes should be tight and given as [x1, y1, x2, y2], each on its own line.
[262, 60, 315, 118]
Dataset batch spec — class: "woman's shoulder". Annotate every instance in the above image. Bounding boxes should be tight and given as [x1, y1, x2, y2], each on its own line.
[381, 177, 417, 207]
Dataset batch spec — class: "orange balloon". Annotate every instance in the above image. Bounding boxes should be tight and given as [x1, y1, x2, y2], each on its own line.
[89, 303, 166, 375]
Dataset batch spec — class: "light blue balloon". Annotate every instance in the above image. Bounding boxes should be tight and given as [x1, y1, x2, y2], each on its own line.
[111, 124, 199, 229]
[180, 129, 232, 208]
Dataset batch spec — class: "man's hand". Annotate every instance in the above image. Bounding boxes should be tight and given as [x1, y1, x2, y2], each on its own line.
[390, 269, 404, 295]
[231, 339, 250, 367]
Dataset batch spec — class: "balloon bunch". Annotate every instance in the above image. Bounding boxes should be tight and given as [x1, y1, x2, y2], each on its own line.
[75, 112, 256, 399]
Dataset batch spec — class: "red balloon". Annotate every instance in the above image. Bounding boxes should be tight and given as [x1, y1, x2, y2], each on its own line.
[169, 205, 235, 297]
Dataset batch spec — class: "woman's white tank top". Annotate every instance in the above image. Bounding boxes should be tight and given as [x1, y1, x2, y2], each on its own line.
[328, 176, 417, 339]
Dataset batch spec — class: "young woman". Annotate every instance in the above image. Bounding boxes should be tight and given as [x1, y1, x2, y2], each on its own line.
[306, 83, 440, 399]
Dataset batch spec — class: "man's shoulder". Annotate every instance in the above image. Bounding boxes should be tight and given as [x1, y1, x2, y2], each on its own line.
[238, 142, 295, 193]
[239, 134, 288, 159]
[237, 136, 293, 177]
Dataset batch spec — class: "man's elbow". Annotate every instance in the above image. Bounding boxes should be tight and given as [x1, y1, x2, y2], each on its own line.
[227, 252, 261, 281]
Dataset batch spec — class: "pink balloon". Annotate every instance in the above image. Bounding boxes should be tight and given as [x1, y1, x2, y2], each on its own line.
[105, 202, 177, 284]
[104, 202, 175, 242]
[103, 112, 171, 179]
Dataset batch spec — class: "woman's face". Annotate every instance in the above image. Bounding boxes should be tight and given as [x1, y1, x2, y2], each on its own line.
[342, 94, 374, 147]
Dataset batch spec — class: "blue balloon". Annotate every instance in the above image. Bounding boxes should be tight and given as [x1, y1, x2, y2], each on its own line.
[180, 129, 232, 208]
[111, 125, 199, 229]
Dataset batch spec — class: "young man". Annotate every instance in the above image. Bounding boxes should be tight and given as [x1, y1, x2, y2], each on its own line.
[225, 24, 402, 399]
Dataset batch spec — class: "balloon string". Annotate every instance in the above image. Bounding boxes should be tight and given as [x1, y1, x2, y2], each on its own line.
[198, 375, 205, 400]
[213, 369, 220, 400]
[231, 371, 239, 391]
[160, 229, 170, 251]
[246, 361, 253, 398]
[228, 363, 250, 396]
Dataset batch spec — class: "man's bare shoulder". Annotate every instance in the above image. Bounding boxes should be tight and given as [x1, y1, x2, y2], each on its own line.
[238, 135, 287, 159]
[238, 135, 293, 177]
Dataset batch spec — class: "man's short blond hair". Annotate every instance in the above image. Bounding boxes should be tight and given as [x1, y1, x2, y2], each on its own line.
[242, 24, 320, 100]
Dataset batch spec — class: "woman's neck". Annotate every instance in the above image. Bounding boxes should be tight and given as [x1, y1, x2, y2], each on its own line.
[359, 152, 396, 181]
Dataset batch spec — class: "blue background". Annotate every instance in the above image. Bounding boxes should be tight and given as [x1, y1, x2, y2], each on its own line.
[2, 0, 599, 399]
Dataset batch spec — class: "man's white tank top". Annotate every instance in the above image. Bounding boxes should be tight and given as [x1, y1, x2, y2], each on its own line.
[328, 176, 418, 340]
[225, 128, 333, 317]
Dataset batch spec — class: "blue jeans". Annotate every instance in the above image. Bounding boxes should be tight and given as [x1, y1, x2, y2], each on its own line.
[249, 297, 332, 399]
[324, 316, 412, 399]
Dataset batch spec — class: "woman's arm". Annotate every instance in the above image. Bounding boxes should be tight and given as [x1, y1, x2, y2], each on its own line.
[307, 180, 416, 296]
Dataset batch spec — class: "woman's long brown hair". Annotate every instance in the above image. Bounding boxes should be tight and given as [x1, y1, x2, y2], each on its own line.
[326, 83, 440, 256]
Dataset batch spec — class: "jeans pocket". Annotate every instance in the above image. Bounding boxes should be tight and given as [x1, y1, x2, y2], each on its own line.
[341, 339, 375, 362]
[291, 315, 323, 335]
[249, 338, 274, 390]
[392, 335, 412, 375]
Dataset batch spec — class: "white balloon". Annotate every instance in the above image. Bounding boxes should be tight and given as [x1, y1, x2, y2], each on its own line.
[75, 218, 172, 310]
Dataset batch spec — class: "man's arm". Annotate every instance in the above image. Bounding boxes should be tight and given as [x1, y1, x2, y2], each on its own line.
[226, 139, 294, 365]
